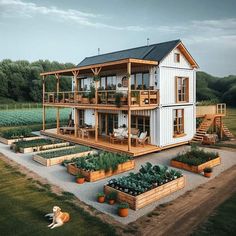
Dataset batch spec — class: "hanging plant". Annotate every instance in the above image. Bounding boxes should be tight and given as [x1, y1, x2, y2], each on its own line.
[93, 75, 100, 82]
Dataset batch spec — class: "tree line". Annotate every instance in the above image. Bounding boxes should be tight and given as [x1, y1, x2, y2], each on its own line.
[0, 59, 235, 106]
[0, 59, 75, 103]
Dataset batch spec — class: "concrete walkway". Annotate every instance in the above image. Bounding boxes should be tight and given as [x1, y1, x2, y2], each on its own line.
[0, 141, 235, 224]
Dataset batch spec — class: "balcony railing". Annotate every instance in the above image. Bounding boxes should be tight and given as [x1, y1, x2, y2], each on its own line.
[196, 103, 226, 117]
[44, 89, 159, 107]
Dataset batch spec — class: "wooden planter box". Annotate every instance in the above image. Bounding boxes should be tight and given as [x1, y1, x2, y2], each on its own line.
[33, 150, 96, 167]
[104, 176, 186, 210]
[67, 160, 135, 182]
[0, 136, 41, 145]
[171, 157, 221, 173]
[12, 142, 70, 154]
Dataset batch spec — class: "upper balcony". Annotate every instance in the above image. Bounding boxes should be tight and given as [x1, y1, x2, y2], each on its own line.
[196, 103, 226, 117]
[44, 89, 159, 110]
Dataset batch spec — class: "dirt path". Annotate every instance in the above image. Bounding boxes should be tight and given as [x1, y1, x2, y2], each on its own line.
[1, 152, 236, 236]
[129, 165, 236, 236]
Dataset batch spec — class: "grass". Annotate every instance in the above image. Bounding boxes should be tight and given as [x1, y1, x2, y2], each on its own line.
[223, 107, 236, 136]
[192, 192, 236, 236]
[0, 158, 116, 236]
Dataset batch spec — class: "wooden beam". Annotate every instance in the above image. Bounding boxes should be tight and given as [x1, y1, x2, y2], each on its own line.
[74, 108, 78, 138]
[95, 110, 98, 142]
[43, 106, 46, 131]
[127, 62, 131, 151]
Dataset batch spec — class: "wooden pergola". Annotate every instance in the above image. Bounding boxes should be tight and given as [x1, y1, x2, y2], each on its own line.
[40, 58, 158, 152]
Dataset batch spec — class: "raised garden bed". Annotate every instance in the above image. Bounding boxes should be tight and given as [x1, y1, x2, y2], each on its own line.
[11, 138, 70, 153]
[67, 152, 134, 182]
[171, 145, 220, 173]
[0, 127, 40, 145]
[33, 146, 96, 166]
[104, 163, 185, 210]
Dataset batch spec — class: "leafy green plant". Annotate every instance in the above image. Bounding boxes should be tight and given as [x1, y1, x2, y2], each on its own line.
[39, 146, 90, 159]
[106, 191, 117, 201]
[1, 127, 36, 139]
[118, 202, 129, 209]
[97, 192, 105, 197]
[72, 152, 131, 172]
[173, 145, 219, 166]
[107, 163, 183, 196]
[115, 93, 123, 107]
[76, 173, 84, 179]
[204, 167, 213, 173]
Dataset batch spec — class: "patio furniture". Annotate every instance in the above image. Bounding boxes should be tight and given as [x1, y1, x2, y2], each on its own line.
[79, 127, 95, 139]
[202, 134, 218, 145]
[134, 131, 149, 147]
[109, 127, 128, 144]
[60, 126, 75, 135]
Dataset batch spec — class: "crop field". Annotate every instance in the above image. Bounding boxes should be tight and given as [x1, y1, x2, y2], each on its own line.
[0, 108, 71, 127]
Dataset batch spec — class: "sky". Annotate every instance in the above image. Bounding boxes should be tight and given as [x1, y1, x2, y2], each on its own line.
[0, 0, 236, 76]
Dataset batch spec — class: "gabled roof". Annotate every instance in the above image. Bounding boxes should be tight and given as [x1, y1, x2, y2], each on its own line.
[77, 39, 184, 67]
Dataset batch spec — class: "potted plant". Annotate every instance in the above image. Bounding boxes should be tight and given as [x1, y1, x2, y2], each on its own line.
[97, 192, 105, 203]
[115, 93, 123, 107]
[117, 202, 129, 217]
[82, 92, 89, 104]
[106, 191, 117, 205]
[203, 167, 213, 178]
[76, 173, 85, 184]
[88, 84, 96, 104]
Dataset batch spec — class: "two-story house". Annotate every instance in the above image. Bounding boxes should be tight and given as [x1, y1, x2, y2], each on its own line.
[40, 39, 200, 156]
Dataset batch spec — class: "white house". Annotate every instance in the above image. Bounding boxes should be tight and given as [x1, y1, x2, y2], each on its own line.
[41, 39, 200, 156]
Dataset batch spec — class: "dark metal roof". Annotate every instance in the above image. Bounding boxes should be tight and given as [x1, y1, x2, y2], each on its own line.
[77, 39, 181, 67]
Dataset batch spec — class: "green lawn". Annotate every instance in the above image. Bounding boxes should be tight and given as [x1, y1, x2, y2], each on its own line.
[192, 192, 236, 236]
[0, 158, 116, 236]
[223, 107, 236, 136]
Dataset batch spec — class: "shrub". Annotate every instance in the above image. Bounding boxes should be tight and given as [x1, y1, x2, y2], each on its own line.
[76, 173, 84, 179]
[204, 167, 213, 173]
[172, 145, 218, 166]
[118, 202, 129, 209]
[97, 192, 105, 198]
[106, 191, 117, 201]
[1, 127, 35, 139]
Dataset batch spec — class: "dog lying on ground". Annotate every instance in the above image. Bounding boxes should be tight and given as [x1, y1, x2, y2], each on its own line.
[45, 206, 70, 229]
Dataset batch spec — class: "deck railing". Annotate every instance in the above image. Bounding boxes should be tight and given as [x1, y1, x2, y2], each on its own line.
[196, 103, 226, 117]
[44, 89, 159, 107]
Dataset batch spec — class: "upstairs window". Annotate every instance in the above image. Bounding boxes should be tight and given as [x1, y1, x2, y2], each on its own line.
[131, 72, 149, 90]
[176, 77, 189, 103]
[174, 53, 180, 63]
[173, 109, 184, 137]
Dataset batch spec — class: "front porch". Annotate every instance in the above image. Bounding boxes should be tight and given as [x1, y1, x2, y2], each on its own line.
[41, 128, 161, 157]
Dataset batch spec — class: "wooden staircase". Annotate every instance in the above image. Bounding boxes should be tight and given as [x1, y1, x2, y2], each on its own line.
[192, 115, 215, 143]
[215, 117, 234, 139]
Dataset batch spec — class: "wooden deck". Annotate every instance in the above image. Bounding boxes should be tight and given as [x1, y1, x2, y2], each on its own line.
[41, 129, 161, 157]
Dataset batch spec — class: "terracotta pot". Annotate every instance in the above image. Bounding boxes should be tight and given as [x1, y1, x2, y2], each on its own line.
[204, 172, 212, 178]
[118, 208, 128, 217]
[108, 199, 115, 205]
[97, 196, 105, 203]
[76, 177, 85, 184]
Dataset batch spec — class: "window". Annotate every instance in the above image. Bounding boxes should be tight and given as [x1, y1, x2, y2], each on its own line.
[131, 72, 150, 90]
[176, 77, 189, 102]
[173, 109, 184, 137]
[174, 53, 180, 63]
[99, 75, 116, 89]
[131, 115, 150, 135]
[79, 78, 86, 90]
[78, 110, 85, 127]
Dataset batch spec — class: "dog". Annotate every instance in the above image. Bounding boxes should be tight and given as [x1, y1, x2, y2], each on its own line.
[45, 206, 70, 229]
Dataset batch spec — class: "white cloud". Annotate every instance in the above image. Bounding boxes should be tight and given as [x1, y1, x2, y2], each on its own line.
[0, 0, 146, 31]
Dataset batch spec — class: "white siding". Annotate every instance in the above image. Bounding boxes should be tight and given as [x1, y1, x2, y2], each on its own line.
[159, 67, 194, 106]
[84, 109, 95, 126]
[160, 47, 192, 69]
[159, 106, 195, 147]
[150, 108, 160, 146]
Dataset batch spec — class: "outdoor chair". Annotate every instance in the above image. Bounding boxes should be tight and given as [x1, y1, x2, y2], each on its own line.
[135, 131, 149, 147]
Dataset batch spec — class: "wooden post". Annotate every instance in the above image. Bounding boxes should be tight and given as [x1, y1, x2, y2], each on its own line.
[55, 73, 60, 103]
[91, 67, 101, 105]
[72, 70, 79, 102]
[127, 62, 131, 151]
[220, 117, 223, 139]
[42, 76, 46, 131]
[56, 108, 60, 134]
[74, 108, 78, 138]
[95, 109, 98, 142]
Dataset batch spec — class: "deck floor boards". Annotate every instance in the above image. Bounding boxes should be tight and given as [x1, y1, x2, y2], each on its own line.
[41, 129, 161, 156]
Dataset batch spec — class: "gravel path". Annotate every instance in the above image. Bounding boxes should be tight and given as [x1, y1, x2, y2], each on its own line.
[0, 141, 235, 225]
